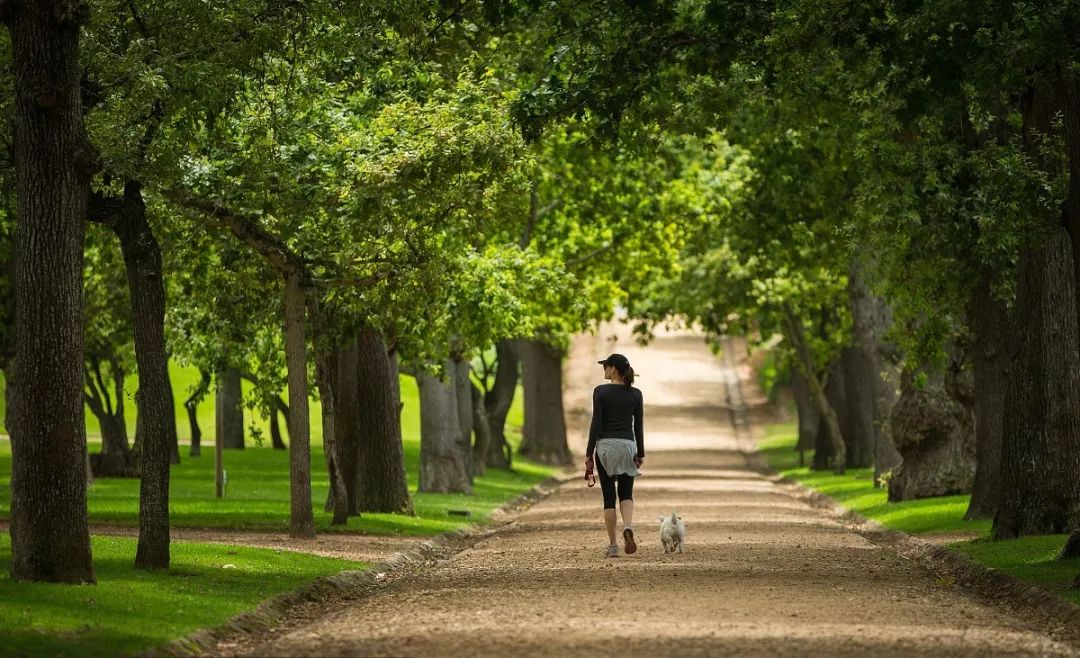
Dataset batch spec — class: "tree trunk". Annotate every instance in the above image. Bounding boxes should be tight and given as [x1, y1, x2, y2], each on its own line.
[85, 357, 135, 478]
[6, 0, 96, 583]
[215, 367, 244, 449]
[284, 273, 315, 538]
[355, 328, 413, 513]
[837, 347, 875, 469]
[164, 370, 179, 466]
[418, 365, 472, 494]
[887, 359, 976, 502]
[965, 274, 1010, 520]
[812, 360, 843, 471]
[185, 370, 210, 457]
[471, 382, 492, 477]
[333, 335, 361, 516]
[1061, 529, 1080, 560]
[847, 259, 902, 481]
[453, 354, 474, 480]
[790, 367, 819, 468]
[519, 338, 572, 465]
[310, 315, 348, 526]
[782, 304, 846, 474]
[484, 339, 517, 469]
[269, 397, 288, 450]
[993, 227, 1080, 539]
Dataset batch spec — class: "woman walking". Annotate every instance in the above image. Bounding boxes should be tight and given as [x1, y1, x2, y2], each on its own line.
[584, 353, 644, 557]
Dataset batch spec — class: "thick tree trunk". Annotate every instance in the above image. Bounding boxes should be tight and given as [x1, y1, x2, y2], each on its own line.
[310, 317, 348, 526]
[519, 338, 572, 465]
[965, 275, 1010, 520]
[484, 339, 517, 469]
[418, 365, 472, 494]
[6, 0, 96, 583]
[471, 382, 492, 477]
[185, 370, 210, 457]
[887, 360, 976, 502]
[452, 354, 474, 480]
[215, 367, 244, 449]
[782, 304, 846, 474]
[790, 367, 819, 468]
[837, 347, 875, 469]
[355, 328, 413, 513]
[848, 260, 902, 481]
[333, 336, 361, 516]
[994, 228, 1080, 539]
[284, 273, 315, 538]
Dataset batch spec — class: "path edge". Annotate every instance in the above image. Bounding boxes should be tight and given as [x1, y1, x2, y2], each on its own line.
[744, 449, 1080, 649]
[142, 472, 573, 658]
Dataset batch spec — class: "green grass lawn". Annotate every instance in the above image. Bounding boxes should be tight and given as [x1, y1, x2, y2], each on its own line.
[0, 533, 368, 657]
[0, 373, 559, 656]
[757, 422, 1080, 606]
[0, 371, 558, 535]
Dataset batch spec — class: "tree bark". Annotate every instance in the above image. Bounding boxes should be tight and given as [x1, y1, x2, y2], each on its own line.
[782, 304, 846, 474]
[284, 273, 315, 538]
[418, 365, 472, 494]
[837, 346, 875, 469]
[994, 227, 1080, 539]
[471, 382, 492, 477]
[310, 313, 348, 526]
[333, 335, 361, 515]
[965, 274, 1010, 520]
[6, 0, 96, 583]
[790, 367, 819, 468]
[519, 338, 572, 465]
[185, 370, 210, 457]
[887, 361, 976, 501]
[215, 367, 244, 449]
[484, 339, 518, 469]
[848, 259, 902, 481]
[355, 327, 413, 513]
[452, 354, 475, 480]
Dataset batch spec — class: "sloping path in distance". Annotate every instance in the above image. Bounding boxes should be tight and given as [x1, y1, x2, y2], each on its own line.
[247, 325, 1075, 657]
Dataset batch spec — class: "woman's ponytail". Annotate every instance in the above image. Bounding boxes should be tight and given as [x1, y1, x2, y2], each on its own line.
[623, 366, 635, 387]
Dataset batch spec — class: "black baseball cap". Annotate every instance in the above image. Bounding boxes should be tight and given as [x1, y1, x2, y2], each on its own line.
[597, 353, 630, 369]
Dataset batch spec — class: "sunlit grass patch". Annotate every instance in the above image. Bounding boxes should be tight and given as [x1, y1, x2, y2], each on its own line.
[758, 423, 1076, 604]
[0, 533, 368, 657]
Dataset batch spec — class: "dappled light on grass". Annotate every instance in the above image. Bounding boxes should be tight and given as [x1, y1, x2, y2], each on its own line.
[0, 533, 368, 657]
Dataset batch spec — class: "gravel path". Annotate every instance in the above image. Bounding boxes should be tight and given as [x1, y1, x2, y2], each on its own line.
[244, 326, 1076, 657]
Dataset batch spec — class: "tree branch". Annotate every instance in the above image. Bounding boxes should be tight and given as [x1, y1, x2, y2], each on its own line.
[164, 187, 309, 280]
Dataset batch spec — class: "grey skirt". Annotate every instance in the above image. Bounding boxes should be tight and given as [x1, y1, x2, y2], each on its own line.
[595, 438, 641, 477]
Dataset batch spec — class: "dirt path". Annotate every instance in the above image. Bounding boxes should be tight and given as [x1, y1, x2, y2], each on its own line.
[243, 325, 1076, 657]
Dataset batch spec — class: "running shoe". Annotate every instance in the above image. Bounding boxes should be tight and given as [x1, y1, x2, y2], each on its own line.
[623, 527, 637, 555]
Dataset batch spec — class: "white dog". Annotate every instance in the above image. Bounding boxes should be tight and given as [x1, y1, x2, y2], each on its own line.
[658, 511, 686, 554]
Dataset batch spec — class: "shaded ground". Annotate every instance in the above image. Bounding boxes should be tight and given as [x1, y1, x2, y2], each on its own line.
[237, 325, 1076, 657]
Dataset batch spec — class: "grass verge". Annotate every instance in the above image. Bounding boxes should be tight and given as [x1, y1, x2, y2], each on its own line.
[758, 422, 1080, 606]
[0, 533, 368, 657]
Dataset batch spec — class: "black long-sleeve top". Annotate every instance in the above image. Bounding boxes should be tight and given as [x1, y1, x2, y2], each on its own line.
[586, 383, 644, 458]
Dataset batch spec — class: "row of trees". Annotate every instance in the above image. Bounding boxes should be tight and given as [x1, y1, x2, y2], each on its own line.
[509, 1, 1080, 562]
[0, 1, 744, 582]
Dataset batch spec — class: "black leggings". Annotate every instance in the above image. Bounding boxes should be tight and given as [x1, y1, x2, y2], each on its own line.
[597, 459, 634, 509]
